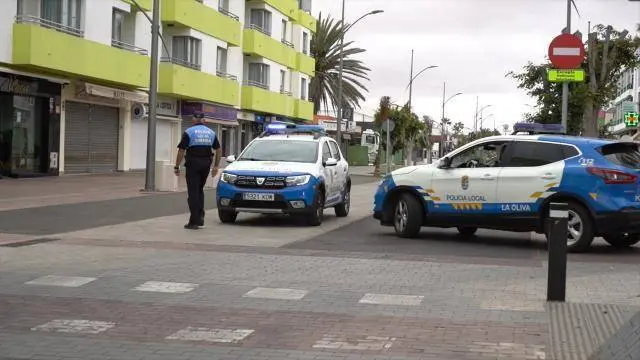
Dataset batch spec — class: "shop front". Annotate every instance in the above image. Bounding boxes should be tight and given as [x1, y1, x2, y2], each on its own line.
[61, 82, 146, 174]
[181, 102, 238, 157]
[130, 96, 181, 170]
[0, 72, 62, 178]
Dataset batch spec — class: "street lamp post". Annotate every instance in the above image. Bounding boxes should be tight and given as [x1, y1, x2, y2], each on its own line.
[406, 61, 438, 110]
[335, 5, 383, 151]
[439, 81, 462, 157]
[144, 0, 161, 191]
[477, 104, 492, 129]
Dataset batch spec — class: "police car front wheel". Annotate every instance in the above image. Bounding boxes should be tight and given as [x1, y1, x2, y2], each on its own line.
[305, 191, 325, 226]
[393, 193, 423, 238]
[218, 210, 237, 224]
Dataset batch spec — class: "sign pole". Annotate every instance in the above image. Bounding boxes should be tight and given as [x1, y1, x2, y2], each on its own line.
[560, 0, 571, 131]
[386, 120, 391, 175]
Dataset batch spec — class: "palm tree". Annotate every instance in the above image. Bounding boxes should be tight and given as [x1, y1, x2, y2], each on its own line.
[309, 13, 371, 114]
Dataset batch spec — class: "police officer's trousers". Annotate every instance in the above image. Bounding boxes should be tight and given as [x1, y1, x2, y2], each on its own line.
[185, 158, 211, 225]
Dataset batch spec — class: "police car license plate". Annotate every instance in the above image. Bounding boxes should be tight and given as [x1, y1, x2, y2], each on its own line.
[242, 192, 275, 201]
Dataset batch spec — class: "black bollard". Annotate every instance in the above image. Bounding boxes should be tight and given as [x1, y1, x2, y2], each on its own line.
[547, 202, 569, 302]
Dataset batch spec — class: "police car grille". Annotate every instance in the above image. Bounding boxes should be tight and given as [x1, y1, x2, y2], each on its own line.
[235, 175, 286, 189]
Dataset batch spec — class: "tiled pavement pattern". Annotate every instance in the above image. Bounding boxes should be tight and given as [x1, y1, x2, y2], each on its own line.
[0, 182, 638, 359]
[588, 310, 640, 360]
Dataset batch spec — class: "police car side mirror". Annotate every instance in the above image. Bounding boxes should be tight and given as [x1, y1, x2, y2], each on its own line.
[324, 158, 338, 167]
[437, 157, 451, 169]
[225, 155, 236, 163]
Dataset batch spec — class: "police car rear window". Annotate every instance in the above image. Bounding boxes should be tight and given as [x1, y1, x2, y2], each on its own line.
[598, 142, 640, 170]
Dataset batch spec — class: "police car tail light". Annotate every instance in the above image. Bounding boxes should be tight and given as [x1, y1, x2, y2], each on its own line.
[286, 175, 310, 186]
[220, 172, 237, 184]
[587, 167, 637, 185]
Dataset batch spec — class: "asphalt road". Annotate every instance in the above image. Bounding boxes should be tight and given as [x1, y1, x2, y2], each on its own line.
[0, 175, 378, 236]
[288, 217, 640, 264]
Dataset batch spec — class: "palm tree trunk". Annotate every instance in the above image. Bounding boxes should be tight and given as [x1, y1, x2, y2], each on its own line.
[373, 146, 382, 177]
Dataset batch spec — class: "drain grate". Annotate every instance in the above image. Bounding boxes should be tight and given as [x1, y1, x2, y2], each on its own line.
[0, 237, 61, 248]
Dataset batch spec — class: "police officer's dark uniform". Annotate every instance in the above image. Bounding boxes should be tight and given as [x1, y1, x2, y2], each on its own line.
[175, 114, 221, 229]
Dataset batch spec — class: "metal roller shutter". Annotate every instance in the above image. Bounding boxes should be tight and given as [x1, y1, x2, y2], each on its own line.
[64, 101, 118, 174]
[88, 104, 119, 172]
[64, 101, 91, 174]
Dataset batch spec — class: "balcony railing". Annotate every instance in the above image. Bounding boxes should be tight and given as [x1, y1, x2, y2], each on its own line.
[245, 23, 271, 37]
[160, 57, 201, 71]
[280, 88, 292, 96]
[218, 7, 239, 21]
[281, 39, 294, 48]
[216, 70, 238, 81]
[244, 80, 268, 90]
[111, 39, 148, 55]
[15, 14, 84, 37]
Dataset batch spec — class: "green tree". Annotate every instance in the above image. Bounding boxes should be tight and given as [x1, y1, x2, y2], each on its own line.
[372, 96, 391, 177]
[451, 122, 465, 144]
[507, 24, 639, 137]
[309, 13, 371, 115]
[421, 115, 434, 163]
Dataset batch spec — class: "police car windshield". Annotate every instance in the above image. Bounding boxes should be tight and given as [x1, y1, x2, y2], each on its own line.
[238, 140, 318, 163]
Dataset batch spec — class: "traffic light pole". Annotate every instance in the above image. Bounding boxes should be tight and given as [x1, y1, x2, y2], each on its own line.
[560, 0, 571, 131]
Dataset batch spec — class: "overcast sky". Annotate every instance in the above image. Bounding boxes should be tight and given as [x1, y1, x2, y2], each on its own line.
[313, 0, 640, 132]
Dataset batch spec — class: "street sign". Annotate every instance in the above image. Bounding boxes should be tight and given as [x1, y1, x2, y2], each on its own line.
[624, 112, 639, 128]
[381, 119, 395, 132]
[548, 33, 586, 69]
[547, 69, 585, 82]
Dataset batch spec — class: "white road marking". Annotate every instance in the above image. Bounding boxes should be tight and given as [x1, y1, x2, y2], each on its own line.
[243, 287, 308, 300]
[469, 342, 546, 359]
[359, 293, 424, 306]
[31, 319, 115, 334]
[133, 281, 199, 293]
[313, 335, 396, 351]
[25, 275, 96, 287]
[166, 327, 254, 343]
[480, 298, 545, 312]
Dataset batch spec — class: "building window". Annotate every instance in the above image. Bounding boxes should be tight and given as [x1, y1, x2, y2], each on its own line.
[301, 78, 307, 100]
[302, 32, 309, 55]
[281, 19, 287, 41]
[280, 70, 286, 93]
[111, 9, 125, 42]
[172, 36, 201, 70]
[39, 0, 83, 35]
[248, 63, 270, 89]
[218, 0, 229, 11]
[216, 46, 228, 76]
[250, 9, 271, 35]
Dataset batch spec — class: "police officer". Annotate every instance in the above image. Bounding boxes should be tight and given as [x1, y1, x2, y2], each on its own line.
[174, 113, 222, 229]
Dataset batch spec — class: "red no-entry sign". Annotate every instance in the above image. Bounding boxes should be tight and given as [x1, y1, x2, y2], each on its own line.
[548, 33, 585, 69]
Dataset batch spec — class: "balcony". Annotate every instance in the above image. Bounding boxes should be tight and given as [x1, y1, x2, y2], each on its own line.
[162, 0, 241, 46]
[263, 0, 298, 18]
[296, 53, 315, 76]
[295, 9, 317, 33]
[243, 27, 296, 68]
[12, 16, 149, 88]
[158, 60, 239, 106]
[241, 83, 294, 117]
[294, 98, 313, 121]
[112, 39, 148, 55]
[122, 0, 152, 11]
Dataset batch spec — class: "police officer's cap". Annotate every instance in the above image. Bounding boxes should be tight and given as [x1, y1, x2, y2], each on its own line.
[193, 112, 204, 119]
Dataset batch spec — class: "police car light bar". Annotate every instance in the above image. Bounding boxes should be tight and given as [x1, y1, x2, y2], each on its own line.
[512, 122, 566, 135]
[261, 124, 326, 137]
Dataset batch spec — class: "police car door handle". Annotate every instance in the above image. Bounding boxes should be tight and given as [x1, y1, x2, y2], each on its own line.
[541, 173, 557, 180]
[481, 174, 496, 180]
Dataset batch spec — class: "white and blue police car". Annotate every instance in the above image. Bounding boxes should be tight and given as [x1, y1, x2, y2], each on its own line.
[216, 124, 351, 226]
[373, 123, 640, 252]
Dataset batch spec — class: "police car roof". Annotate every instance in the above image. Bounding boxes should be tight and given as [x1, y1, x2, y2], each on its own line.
[477, 134, 620, 148]
[254, 134, 321, 142]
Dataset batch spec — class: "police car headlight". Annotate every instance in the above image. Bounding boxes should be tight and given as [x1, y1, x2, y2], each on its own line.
[220, 172, 237, 184]
[286, 175, 311, 186]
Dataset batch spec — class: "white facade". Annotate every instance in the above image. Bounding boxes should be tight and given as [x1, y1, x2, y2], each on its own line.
[609, 66, 639, 135]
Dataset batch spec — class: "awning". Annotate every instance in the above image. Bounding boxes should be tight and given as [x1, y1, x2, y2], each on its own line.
[0, 66, 69, 84]
[204, 118, 239, 127]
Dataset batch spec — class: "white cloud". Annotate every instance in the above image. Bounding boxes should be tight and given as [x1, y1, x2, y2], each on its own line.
[312, 0, 640, 130]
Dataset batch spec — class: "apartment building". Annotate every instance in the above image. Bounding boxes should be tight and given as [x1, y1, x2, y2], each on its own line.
[0, 0, 316, 178]
[608, 66, 639, 136]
